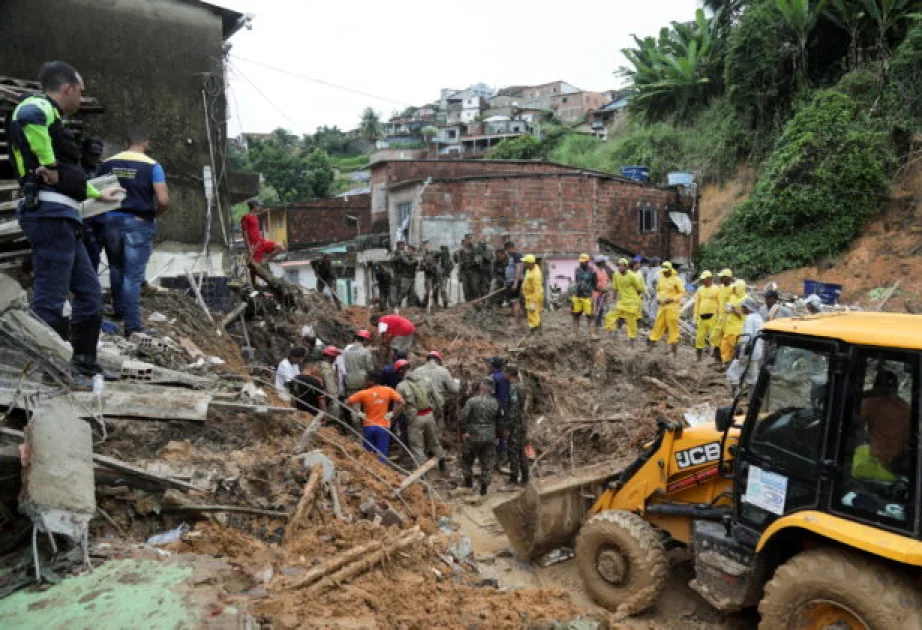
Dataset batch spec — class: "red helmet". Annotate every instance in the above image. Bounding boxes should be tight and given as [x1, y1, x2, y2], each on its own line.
[322, 345, 341, 357]
[394, 359, 410, 371]
[427, 351, 443, 362]
[356, 329, 372, 340]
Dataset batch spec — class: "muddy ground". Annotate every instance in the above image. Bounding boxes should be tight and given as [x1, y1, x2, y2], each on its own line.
[3, 281, 756, 629]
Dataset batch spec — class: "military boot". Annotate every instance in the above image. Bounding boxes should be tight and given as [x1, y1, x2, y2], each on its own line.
[438, 458, 448, 475]
[479, 483, 488, 496]
[463, 477, 473, 489]
[696, 348, 703, 361]
[520, 468, 529, 485]
[713, 347, 722, 363]
[507, 472, 519, 485]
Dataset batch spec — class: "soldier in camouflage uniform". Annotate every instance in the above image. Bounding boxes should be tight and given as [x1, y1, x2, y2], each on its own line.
[503, 364, 529, 485]
[392, 241, 417, 307]
[421, 241, 445, 308]
[476, 240, 493, 298]
[454, 235, 480, 302]
[460, 378, 501, 495]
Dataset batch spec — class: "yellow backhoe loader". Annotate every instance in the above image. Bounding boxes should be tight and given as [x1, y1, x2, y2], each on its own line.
[495, 312, 922, 628]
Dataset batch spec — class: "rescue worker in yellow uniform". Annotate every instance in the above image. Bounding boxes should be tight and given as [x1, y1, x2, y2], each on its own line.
[647, 261, 685, 354]
[710, 268, 735, 363]
[693, 270, 721, 361]
[720, 279, 748, 365]
[606, 257, 647, 345]
[521, 254, 543, 334]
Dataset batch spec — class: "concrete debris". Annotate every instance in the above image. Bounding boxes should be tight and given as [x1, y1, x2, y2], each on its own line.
[19, 398, 95, 540]
[72, 383, 212, 422]
[358, 497, 407, 527]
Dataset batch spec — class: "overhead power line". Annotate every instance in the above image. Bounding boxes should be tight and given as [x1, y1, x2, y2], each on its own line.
[229, 61, 306, 134]
[230, 54, 412, 108]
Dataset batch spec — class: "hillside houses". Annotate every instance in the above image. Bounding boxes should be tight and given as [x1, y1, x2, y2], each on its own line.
[380, 80, 627, 156]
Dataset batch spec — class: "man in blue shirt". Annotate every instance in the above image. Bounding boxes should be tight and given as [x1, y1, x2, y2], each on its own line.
[97, 129, 169, 337]
[9, 61, 122, 382]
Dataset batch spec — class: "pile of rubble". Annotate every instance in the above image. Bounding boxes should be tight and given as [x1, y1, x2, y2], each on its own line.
[1, 272, 624, 627]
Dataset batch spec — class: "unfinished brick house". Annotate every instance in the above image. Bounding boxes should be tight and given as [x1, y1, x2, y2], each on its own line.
[369, 158, 698, 265]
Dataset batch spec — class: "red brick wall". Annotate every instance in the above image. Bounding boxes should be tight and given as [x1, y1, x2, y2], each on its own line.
[284, 194, 372, 248]
[419, 174, 690, 258]
[370, 159, 583, 191]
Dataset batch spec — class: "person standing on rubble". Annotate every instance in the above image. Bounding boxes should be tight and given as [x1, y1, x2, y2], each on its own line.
[275, 347, 306, 396]
[504, 241, 524, 327]
[372, 262, 393, 309]
[437, 246, 453, 307]
[310, 253, 341, 308]
[413, 351, 460, 449]
[421, 240, 445, 308]
[491, 248, 508, 307]
[647, 261, 685, 354]
[592, 256, 613, 329]
[318, 345, 342, 425]
[454, 235, 480, 301]
[96, 129, 169, 337]
[761, 290, 794, 321]
[522, 255, 543, 333]
[606, 258, 647, 344]
[241, 199, 285, 265]
[710, 268, 735, 363]
[488, 356, 510, 468]
[10, 62, 124, 382]
[719, 280, 748, 365]
[396, 359, 445, 471]
[503, 364, 529, 486]
[693, 271, 721, 361]
[391, 240, 416, 307]
[380, 349, 409, 446]
[571, 254, 597, 333]
[476, 239, 493, 299]
[460, 378, 502, 496]
[337, 330, 375, 426]
[347, 370, 405, 463]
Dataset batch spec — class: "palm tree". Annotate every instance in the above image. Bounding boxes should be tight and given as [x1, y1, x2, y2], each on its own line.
[359, 107, 381, 142]
[826, 0, 866, 70]
[775, 0, 830, 86]
[859, 0, 914, 62]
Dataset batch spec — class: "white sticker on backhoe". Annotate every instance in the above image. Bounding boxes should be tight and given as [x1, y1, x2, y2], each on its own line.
[742, 466, 788, 515]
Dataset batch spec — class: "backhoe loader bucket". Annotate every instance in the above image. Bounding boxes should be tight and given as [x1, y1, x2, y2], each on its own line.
[493, 461, 622, 559]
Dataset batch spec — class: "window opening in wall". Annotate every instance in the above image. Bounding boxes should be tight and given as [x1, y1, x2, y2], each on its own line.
[639, 205, 658, 233]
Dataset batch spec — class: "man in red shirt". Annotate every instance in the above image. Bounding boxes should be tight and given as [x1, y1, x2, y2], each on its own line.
[241, 198, 285, 264]
[371, 313, 415, 352]
[347, 370, 405, 462]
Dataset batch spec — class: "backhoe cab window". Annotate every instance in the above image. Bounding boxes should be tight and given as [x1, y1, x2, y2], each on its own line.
[837, 353, 917, 528]
[749, 345, 830, 464]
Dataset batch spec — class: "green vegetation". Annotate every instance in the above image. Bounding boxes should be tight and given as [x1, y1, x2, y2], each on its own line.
[330, 154, 370, 173]
[698, 90, 894, 277]
[359, 107, 382, 141]
[489, 1, 922, 277]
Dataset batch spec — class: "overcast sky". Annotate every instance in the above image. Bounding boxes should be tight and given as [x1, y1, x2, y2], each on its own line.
[215, 0, 700, 137]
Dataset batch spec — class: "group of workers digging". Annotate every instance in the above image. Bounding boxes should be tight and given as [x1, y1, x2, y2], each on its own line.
[273, 313, 529, 496]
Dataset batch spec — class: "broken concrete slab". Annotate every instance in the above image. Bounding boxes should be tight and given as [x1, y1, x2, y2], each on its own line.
[19, 398, 95, 539]
[71, 383, 212, 422]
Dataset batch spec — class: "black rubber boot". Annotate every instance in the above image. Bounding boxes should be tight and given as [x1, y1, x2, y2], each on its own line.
[463, 477, 473, 489]
[479, 483, 488, 496]
[671, 344, 678, 356]
[713, 347, 722, 363]
[70, 316, 103, 380]
[696, 349, 703, 361]
[49, 318, 71, 343]
[520, 469, 529, 485]
[438, 458, 447, 474]
[507, 472, 518, 485]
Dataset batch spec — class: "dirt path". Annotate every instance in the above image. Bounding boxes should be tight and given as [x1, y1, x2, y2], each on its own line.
[451, 490, 758, 629]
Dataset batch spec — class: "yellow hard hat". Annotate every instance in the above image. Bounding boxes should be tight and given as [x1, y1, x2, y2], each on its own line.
[733, 279, 747, 293]
[522, 254, 536, 264]
[578, 254, 591, 262]
[617, 257, 629, 266]
[718, 268, 733, 278]
[699, 270, 713, 280]
[661, 261, 674, 271]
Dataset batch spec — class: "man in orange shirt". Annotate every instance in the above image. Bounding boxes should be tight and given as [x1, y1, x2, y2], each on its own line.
[347, 370, 405, 463]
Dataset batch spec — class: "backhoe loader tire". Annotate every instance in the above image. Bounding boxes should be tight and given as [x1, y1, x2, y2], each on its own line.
[575, 510, 668, 616]
[758, 547, 922, 630]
